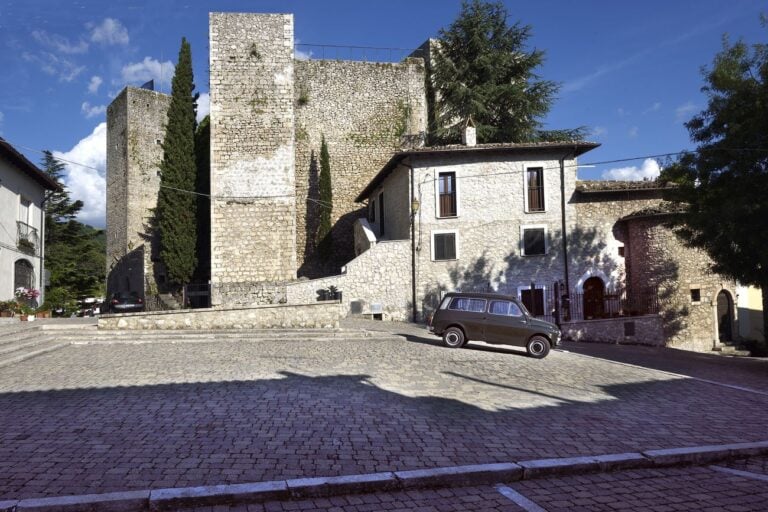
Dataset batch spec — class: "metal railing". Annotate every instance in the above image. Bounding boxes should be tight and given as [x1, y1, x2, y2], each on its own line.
[16, 221, 39, 255]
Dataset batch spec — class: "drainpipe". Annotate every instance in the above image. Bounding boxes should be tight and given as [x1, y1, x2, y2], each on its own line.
[559, 154, 571, 318]
[403, 159, 417, 322]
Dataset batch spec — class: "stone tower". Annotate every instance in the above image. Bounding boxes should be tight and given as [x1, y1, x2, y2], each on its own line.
[105, 87, 171, 299]
[209, 13, 297, 306]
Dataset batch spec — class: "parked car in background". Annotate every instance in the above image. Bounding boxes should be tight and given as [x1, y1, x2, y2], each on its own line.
[108, 292, 145, 314]
[428, 292, 561, 358]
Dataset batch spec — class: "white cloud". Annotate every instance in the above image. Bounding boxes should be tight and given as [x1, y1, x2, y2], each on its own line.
[87, 75, 103, 94]
[628, 126, 639, 138]
[53, 123, 107, 227]
[81, 102, 106, 118]
[32, 30, 89, 54]
[22, 51, 85, 82]
[196, 92, 210, 123]
[89, 18, 129, 46]
[602, 158, 661, 181]
[121, 57, 174, 88]
[294, 39, 314, 61]
[591, 126, 607, 137]
[675, 101, 698, 122]
[643, 102, 662, 114]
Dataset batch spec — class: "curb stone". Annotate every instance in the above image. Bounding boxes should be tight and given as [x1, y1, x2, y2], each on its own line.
[5, 441, 768, 512]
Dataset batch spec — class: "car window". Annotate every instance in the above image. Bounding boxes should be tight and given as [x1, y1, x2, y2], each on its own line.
[448, 297, 486, 312]
[438, 295, 452, 310]
[488, 300, 524, 317]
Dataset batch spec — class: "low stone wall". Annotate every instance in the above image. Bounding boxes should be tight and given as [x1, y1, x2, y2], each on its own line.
[98, 302, 343, 330]
[562, 314, 664, 346]
[286, 239, 411, 321]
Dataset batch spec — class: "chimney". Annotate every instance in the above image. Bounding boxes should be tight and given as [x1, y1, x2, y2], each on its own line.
[462, 117, 476, 146]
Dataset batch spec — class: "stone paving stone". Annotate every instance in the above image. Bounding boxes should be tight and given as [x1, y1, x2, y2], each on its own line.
[1, 331, 768, 501]
[512, 465, 768, 511]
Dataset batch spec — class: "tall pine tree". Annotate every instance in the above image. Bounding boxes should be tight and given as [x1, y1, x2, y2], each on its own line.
[317, 135, 333, 259]
[156, 37, 198, 288]
[430, 0, 584, 144]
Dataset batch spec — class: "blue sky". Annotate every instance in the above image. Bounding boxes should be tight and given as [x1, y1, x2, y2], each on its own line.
[0, 0, 764, 227]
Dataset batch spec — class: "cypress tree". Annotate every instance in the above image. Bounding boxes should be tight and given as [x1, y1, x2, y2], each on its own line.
[156, 37, 197, 288]
[317, 135, 333, 258]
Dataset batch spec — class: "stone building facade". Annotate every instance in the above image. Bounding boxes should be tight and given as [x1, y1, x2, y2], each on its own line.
[106, 87, 170, 299]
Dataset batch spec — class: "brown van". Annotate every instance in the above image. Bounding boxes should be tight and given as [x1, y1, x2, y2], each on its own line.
[427, 292, 560, 358]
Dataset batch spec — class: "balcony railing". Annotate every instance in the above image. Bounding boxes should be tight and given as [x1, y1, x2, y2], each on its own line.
[17, 221, 39, 255]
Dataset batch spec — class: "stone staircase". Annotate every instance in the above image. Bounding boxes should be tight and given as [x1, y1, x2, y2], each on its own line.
[713, 344, 752, 357]
[0, 322, 399, 368]
[0, 323, 73, 368]
[58, 328, 398, 345]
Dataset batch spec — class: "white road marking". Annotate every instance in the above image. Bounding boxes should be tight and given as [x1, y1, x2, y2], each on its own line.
[563, 350, 768, 398]
[496, 484, 547, 512]
[710, 465, 768, 482]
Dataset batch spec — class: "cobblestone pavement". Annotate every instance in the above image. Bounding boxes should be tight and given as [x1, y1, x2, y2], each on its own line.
[176, 457, 768, 511]
[559, 340, 768, 391]
[1, 328, 768, 500]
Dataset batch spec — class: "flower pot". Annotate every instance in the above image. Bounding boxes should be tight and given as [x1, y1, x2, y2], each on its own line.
[0, 311, 12, 318]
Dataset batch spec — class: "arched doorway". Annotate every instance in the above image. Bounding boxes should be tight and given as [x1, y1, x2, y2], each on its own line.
[716, 290, 734, 342]
[14, 259, 34, 290]
[583, 276, 605, 320]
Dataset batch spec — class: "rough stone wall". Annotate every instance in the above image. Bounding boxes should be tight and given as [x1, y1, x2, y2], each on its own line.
[570, 189, 664, 292]
[563, 315, 664, 346]
[624, 215, 737, 352]
[209, 13, 297, 306]
[106, 87, 170, 299]
[99, 301, 342, 330]
[293, 58, 426, 278]
[286, 240, 411, 320]
[405, 152, 578, 319]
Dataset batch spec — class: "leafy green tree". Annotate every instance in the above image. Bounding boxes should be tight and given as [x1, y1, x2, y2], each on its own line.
[317, 135, 333, 258]
[194, 115, 210, 281]
[40, 152, 104, 300]
[156, 37, 198, 288]
[661, 27, 768, 342]
[430, 0, 584, 144]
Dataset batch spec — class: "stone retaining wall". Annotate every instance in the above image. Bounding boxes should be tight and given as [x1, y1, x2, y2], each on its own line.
[562, 314, 664, 346]
[286, 240, 411, 320]
[99, 302, 343, 330]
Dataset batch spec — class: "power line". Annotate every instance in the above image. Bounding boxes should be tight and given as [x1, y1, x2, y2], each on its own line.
[5, 135, 768, 201]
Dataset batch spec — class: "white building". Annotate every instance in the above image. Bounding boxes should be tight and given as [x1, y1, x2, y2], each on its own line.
[0, 138, 59, 304]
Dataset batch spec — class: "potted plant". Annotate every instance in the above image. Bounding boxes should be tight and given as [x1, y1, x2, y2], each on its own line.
[0, 300, 15, 318]
[17, 238, 35, 254]
[17, 304, 35, 321]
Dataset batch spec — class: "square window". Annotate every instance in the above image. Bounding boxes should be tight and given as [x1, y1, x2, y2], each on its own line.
[618, 246, 625, 257]
[690, 289, 701, 303]
[523, 228, 546, 256]
[433, 232, 456, 261]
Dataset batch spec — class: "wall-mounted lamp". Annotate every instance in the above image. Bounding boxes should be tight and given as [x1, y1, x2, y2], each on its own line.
[411, 197, 420, 214]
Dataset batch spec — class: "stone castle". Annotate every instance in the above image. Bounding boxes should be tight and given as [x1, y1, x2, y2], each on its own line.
[108, 13, 426, 306]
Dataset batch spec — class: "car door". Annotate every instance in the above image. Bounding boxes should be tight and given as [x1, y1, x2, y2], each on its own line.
[483, 299, 529, 346]
[446, 296, 487, 340]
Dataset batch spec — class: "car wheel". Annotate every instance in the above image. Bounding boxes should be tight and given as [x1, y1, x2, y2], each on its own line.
[442, 327, 465, 349]
[526, 335, 550, 359]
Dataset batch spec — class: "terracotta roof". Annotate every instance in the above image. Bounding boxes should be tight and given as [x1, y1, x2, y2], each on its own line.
[0, 137, 61, 191]
[356, 141, 600, 202]
[620, 202, 688, 221]
[576, 180, 672, 193]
